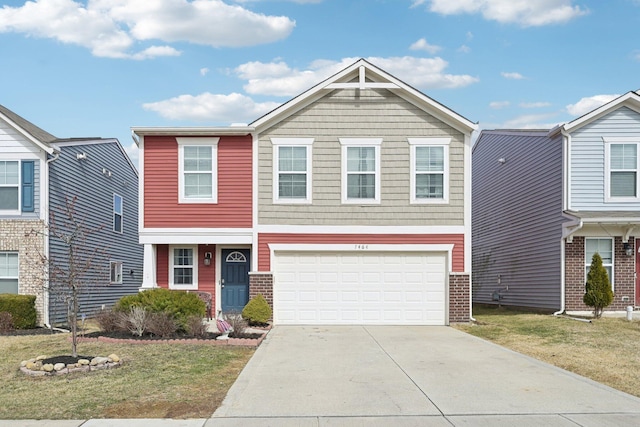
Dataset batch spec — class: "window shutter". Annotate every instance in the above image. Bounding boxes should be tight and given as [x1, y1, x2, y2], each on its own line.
[21, 161, 34, 212]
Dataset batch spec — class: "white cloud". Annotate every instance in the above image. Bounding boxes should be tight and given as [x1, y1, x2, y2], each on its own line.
[489, 101, 510, 109]
[457, 45, 471, 53]
[409, 38, 442, 54]
[200, 68, 210, 76]
[425, 0, 588, 27]
[0, 0, 295, 59]
[502, 113, 561, 129]
[501, 72, 525, 80]
[519, 101, 551, 108]
[236, 56, 479, 96]
[123, 141, 139, 170]
[565, 94, 620, 116]
[142, 92, 281, 123]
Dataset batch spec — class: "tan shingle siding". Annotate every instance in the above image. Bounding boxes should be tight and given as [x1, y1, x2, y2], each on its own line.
[258, 88, 465, 226]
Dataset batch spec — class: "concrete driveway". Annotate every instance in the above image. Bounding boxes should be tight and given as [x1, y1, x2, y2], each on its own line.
[210, 326, 640, 426]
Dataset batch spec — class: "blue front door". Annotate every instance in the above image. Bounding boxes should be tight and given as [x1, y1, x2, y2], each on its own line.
[221, 249, 250, 313]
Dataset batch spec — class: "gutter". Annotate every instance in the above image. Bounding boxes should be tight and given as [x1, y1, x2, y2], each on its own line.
[43, 150, 60, 327]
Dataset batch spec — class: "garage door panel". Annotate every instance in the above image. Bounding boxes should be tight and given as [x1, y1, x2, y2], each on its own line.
[274, 251, 447, 325]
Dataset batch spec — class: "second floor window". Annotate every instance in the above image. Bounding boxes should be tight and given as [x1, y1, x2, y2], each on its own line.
[177, 137, 219, 204]
[113, 194, 123, 233]
[0, 161, 19, 211]
[272, 138, 314, 204]
[340, 138, 382, 204]
[610, 143, 637, 198]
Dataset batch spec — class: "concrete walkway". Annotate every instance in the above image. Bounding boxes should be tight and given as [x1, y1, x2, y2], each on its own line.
[4, 326, 640, 426]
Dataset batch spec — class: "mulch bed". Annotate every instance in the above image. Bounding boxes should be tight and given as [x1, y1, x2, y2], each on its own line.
[82, 331, 263, 341]
[0, 327, 65, 336]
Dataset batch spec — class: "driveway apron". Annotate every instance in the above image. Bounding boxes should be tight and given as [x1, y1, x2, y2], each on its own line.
[212, 326, 640, 423]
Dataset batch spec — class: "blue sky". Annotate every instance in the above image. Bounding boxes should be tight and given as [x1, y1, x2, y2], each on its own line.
[1, 0, 640, 168]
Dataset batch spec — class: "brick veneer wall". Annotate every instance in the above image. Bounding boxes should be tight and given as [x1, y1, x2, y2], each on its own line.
[0, 219, 46, 324]
[249, 272, 273, 308]
[248, 271, 471, 324]
[449, 273, 470, 323]
[565, 236, 635, 312]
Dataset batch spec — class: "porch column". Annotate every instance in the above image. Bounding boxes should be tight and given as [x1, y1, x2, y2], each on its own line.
[140, 244, 157, 290]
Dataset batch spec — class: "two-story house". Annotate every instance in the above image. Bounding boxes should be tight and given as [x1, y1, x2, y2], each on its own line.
[472, 91, 640, 314]
[134, 59, 476, 325]
[0, 104, 143, 325]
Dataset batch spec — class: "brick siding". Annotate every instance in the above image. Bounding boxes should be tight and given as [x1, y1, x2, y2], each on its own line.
[249, 272, 273, 309]
[565, 236, 635, 312]
[449, 273, 470, 322]
[0, 219, 47, 324]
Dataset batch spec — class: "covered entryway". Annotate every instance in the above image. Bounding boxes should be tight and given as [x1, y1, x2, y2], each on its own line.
[221, 249, 250, 312]
[273, 251, 447, 325]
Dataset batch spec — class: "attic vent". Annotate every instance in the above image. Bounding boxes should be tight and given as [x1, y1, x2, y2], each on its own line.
[102, 168, 112, 177]
[76, 152, 87, 160]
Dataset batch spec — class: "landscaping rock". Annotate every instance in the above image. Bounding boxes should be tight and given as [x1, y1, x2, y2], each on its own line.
[78, 359, 90, 365]
[90, 357, 109, 366]
[54, 363, 66, 371]
[25, 361, 36, 370]
[108, 354, 120, 363]
[42, 364, 54, 372]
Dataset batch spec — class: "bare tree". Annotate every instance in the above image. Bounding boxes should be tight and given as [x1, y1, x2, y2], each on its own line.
[35, 196, 106, 357]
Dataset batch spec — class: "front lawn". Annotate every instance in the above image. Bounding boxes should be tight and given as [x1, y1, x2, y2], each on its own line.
[454, 306, 640, 398]
[0, 332, 254, 419]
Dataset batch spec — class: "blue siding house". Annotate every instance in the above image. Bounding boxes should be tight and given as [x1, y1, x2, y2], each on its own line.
[473, 91, 640, 315]
[0, 104, 143, 326]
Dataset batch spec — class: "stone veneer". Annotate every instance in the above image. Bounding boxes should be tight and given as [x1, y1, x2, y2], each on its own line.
[565, 236, 635, 312]
[0, 219, 46, 324]
[249, 271, 471, 324]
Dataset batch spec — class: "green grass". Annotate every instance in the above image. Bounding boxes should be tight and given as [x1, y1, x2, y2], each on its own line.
[0, 332, 254, 419]
[454, 305, 640, 398]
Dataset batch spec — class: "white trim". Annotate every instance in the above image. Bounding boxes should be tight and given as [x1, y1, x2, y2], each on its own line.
[463, 132, 472, 275]
[139, 228, 253, 245]
[215, 244, 252, 314]
[113, 193, 123, 233]
[563, 92, 640, 133]
[168, 245, 198, 290]
[177, 137, 219, 204]
[109, 261, 123, 285]
[603, 137, 640, 202]
[0, 111, 55, 155]
[271, 138, 314, 204]
[268, 243, 455, 276]
[408, 138, 450, 204]
[252, 133, 260, 272]
[141, 244, 157, 289]
[340, 138, 382, 204]
[138, 136, 146, 234]
[256, 224, 466, 234]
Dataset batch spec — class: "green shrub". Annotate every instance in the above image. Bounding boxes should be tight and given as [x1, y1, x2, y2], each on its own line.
[115, 288, 205, 329]
[584, 253, 614, 318]
[241, 294, 272, 325]
[0, 294, 37, 329]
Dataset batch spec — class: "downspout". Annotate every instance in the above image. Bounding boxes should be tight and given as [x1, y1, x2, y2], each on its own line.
[556, 215, 583, 316]
[43, 150, 60, 327]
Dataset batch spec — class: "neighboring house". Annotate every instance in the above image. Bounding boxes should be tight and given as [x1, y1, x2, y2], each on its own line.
[473, 91, 640, 314]
[134, 58, 476, 325]
[0, 105, 143, 325]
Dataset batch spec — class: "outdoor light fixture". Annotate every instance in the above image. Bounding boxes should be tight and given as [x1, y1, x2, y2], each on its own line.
[204, 252, 212, 266]
[624, 242, 633, 257]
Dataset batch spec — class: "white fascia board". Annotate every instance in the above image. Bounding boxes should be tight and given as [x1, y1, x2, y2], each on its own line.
[131, 126, 255, 137]
[0, 111, 55, 155]
[563, 92, 640, 133]
[256, 224, 465, 234]
[139, 228, 253, 244]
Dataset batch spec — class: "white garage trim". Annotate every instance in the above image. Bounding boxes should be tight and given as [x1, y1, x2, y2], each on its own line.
[270, 244, 452, 325]
[268, 243, 454, 272]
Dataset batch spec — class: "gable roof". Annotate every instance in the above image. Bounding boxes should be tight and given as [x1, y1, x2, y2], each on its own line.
[0, 104, 59, 154]
[250, 58, 477, 135]
[55, 138, 139, 177]
[562, 91, 640, 133]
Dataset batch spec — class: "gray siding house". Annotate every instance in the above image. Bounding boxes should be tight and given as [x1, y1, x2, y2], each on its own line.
[473, 91, 640, 314]
[0, 105, 143, 325]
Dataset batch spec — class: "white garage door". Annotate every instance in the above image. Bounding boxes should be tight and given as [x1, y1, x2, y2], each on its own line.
[273, 251, 447, 325]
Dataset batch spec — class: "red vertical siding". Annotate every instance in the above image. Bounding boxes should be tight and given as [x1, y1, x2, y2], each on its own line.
[156, 244, 169, 288]
[143, 135, 252, 228]
[257, 233, 465, 272]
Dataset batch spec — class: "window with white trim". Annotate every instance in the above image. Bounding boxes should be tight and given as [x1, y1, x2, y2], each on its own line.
[177, 137, 219, 203]
[169, 246, 198, 290]
[110, 261, 123, 284]
[272, 138, 313, 203]
[113, 194, 123, 233]
[340, 138, 382, 204]
[0, 161, 19, 212]
[409, 138, 450, 203]
[604, 138, 639, 201]
[585, 238, 614, 290]
[0, 252, 18, 294]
